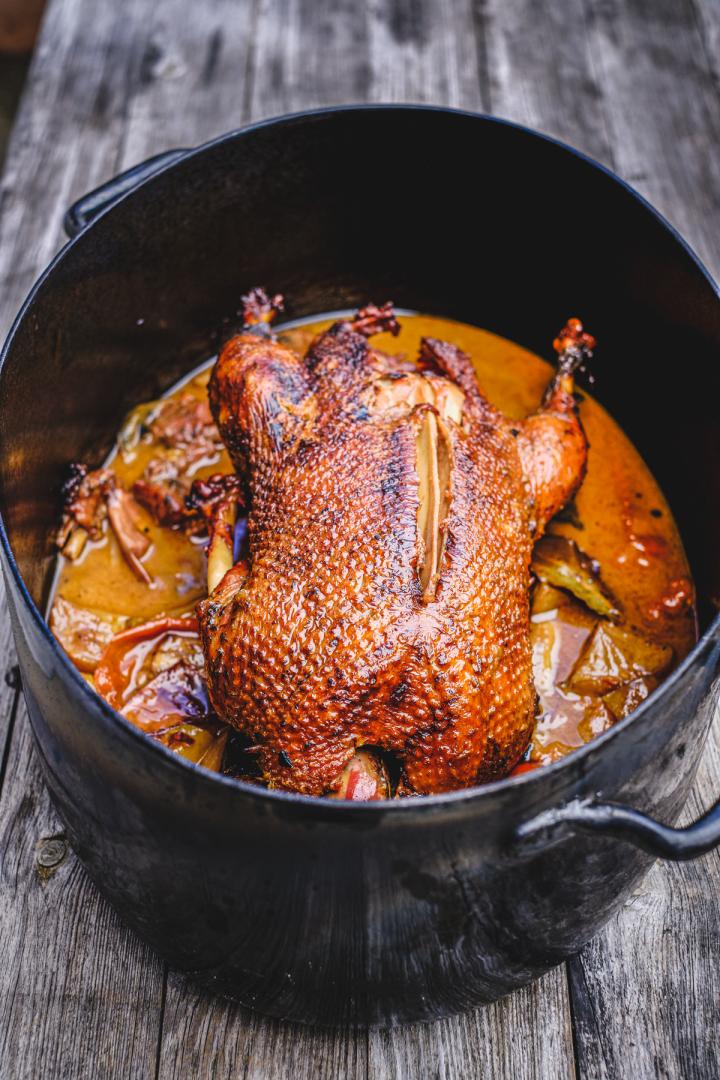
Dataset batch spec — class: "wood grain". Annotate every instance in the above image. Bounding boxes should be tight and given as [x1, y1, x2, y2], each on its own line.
[0, 3, 178, 1076]
[567, 735, 720, 1080]
[583, 0, 720, 274]
[482, 0, 615, 164]
[480, 3, 720, 1078]
[367, 969, 575, 1080]
[158, 970, 369, 1080]
[0, 701, 164, 1079]
[0, 0, 717, 1077]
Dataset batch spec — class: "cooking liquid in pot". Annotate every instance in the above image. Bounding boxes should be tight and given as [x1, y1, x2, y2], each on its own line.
[49, 314, 697, 784]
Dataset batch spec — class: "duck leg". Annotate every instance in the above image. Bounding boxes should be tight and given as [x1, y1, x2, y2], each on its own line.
[515, 318, 595, 535]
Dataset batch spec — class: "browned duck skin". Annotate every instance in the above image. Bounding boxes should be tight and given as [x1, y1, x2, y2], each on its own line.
[199, 300, 592, 797]
[515, 318, 594, 533]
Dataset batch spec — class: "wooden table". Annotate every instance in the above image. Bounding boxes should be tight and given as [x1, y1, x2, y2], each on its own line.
[0, 1, 718, 1076]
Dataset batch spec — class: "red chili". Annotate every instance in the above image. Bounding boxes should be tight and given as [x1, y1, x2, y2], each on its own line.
[509, 761, 542, 777]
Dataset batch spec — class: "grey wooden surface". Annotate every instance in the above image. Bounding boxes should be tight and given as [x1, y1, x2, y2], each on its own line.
[0, 0, 718, 1077]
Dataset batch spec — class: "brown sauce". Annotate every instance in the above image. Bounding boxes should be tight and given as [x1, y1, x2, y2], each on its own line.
[49, 314, 698, 779]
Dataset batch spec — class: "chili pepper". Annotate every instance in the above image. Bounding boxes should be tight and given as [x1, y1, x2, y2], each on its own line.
[509, 761, 542, 777]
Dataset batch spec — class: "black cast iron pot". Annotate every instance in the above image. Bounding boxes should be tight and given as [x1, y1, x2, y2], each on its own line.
[0, 107, 719, 1027]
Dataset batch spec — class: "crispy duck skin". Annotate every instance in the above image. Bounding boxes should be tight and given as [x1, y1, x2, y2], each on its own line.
[198, 303, 591, 795]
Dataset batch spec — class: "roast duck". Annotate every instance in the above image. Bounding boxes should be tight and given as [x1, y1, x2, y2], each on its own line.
[197, 293, 593, 797]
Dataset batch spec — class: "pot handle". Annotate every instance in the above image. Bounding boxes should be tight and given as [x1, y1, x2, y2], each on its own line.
[63, 149, 189, 238]
[515, 794, 720, 861]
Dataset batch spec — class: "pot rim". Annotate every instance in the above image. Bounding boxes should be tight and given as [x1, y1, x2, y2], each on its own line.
[0, 102, 718, 815]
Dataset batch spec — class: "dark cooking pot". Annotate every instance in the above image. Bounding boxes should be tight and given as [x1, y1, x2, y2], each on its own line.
[0, 106, 718, 1027]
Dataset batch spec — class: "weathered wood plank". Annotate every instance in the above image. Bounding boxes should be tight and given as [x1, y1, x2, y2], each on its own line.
[158, 971, 368, 1080]
[0, 2, 172, 1077]
[582, 0, 720, 275]
[247, 0, 372, 118]
[247, 0, 485, 120]
[567, 736, 720, 1080]
[0, 0, 147, 330]
[364, 0, 483, 110]
[481, 0, 615, 165]
[483, 2, 720, 1078]
[0, 701, 164, 1079]
[368, 969, 575, 1080]
[692, 0, 720, 95]
[119, 0, 259, 165]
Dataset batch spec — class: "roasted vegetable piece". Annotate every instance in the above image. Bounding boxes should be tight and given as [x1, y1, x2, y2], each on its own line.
[196, 730, 229, 771]
[564, 623, 672, 696]
[531, 582, 577, 616]
[93, 616, 229, 771]
[602, 675, 658, 721]
[531, 593, 595, 690]
[158, 723, 229, 771]
[49, 595, 129, 673]
[121, 662, 209, 732]
[329, 749, 390, 800]
[132, 455, 191, 528]
[160, 722, 216, 759]
[124, 389, 225, 527]
[578, 700, 615, 743]
[95, 617, 202, 719]
[119, 392, 221, 459]
[148, 392, 220, 450]
[106, 486, 152, 584]
[532, 535, 620, 619]
[118, 400, 160, 459]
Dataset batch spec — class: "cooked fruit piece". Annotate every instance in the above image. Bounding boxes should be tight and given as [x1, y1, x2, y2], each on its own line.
[329, 750, 391, 800]
[564, 623, 672, 696]
[198, 299, 595, 796]
[93, 615, 229, 772]
[532, 535, 620, 619]
[578, 700, 615, 743]
[50, 595, 129, 673]
[602, 675, 658, 720]
[530, 598, 595, 697]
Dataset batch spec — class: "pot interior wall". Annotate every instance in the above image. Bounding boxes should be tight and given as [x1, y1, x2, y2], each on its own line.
[0, 109, 718, 620]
